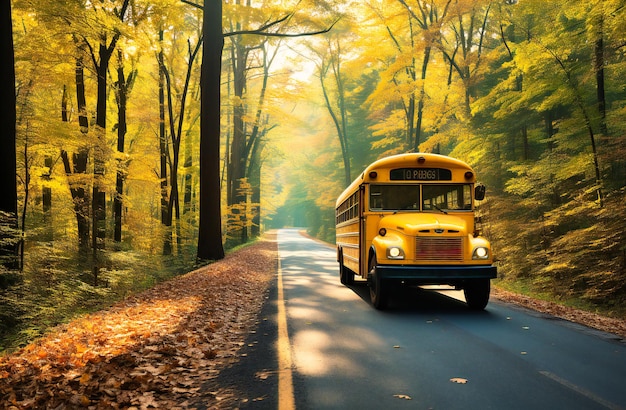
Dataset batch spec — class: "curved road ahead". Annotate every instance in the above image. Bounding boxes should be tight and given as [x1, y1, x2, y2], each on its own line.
[276, 228, 626, 410]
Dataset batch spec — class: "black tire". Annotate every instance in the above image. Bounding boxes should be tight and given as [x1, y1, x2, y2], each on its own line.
[339, 251, 354, 286]
[368, 255, 388, 309]
[339, 263, 354, 286]
[342, 266, 355, 286]
[464, 279, 490, 310]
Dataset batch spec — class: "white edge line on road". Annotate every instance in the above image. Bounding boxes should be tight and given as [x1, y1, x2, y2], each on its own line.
[539, 370, 623, 410]
[277, 244, 296, 410]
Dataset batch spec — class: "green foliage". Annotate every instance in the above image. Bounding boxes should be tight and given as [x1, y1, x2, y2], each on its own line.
[488, 187, 626, 316]
[5, 0, 626, 353]
[1, 241, 196, 352]
[224, 179, 261, 249]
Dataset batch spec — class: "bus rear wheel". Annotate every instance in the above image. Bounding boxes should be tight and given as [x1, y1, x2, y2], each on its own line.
[368, 255, 388, 309]
[339, 250, 354, 286]
[464, 279, 490, 310]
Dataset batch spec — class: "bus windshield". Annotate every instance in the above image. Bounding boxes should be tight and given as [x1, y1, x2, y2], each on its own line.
[369, 184, 472, 212]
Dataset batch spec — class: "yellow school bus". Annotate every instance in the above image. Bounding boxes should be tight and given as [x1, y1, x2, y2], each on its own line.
[335, 153, 496, 310]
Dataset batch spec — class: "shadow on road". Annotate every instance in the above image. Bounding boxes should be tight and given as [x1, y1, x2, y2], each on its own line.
[347, 281, 492, 315]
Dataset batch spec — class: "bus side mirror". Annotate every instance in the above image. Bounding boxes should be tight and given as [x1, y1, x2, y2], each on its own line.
[475, 184, 486, 201]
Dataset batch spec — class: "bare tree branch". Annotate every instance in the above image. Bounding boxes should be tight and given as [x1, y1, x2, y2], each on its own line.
[181, 0, 202, 10]
[227, 13, 293, 36]
[224, 18, 340, 37]
[180, 2, 339, 38]
[226, 17, 340, 38]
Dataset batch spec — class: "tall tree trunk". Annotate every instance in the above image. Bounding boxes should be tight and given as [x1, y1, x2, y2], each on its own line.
[114, 49, 130, 243]
[92, 49, 108, 285]
[0, 0, 18, 270]
[158, 29, 172, 255]
[248, 126, 266, 238]
[521, 124, 529, 161]
[15, 81, 36, 271]
[594, 15, 607, 136]
[19, 135, 30, 271]
[0, 0, 18, 272]
[183, 122, 196, 244]
[332, 41, 351, 183]
[414, 46, 430, 152]
[197, 0, 225, 261]
[93, 42, 110, 255]
[60, 57, 91, 251]
[406, 95, 415, 147]
[160, 32, 202, 253]
[246, 45, 274, 238]
[227, 37, 248, 244]
[249, 165, 261, 238]
[320, 57, 351, 187]
[183, 121, 196, 216]
[42, 156, 53, 241]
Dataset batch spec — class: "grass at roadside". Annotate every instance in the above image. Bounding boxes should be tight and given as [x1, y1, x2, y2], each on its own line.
[493, 280, 626, 339]
[495, 278, 626, 320]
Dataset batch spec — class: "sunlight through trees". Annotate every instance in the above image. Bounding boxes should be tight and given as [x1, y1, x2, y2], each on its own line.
[2, 0, 625, 349]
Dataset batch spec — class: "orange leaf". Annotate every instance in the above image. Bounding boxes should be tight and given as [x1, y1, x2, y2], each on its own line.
[75, 343, 88, 354]
[79, 373, 91, 385]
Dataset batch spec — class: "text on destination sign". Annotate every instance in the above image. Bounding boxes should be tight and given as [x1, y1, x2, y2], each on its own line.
[389, 168, 452, 181]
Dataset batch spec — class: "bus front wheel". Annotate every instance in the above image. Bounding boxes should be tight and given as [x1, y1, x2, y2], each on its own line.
[368, 256, 388, 309]
[464, 279, 490, 310]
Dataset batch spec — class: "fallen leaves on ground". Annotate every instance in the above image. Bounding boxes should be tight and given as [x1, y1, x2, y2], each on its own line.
[491, 288, 626, 339]
[0, 234, 277, 409]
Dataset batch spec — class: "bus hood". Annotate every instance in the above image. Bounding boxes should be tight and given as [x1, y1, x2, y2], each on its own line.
[379, 213, 468, 235]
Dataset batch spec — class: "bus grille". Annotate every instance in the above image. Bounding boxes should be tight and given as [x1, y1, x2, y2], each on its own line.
[415, 237, 463, 261]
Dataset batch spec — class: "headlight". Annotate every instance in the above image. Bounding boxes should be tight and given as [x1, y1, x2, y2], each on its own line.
[472, 247, 489, 260]
[387, 247, 405, 260]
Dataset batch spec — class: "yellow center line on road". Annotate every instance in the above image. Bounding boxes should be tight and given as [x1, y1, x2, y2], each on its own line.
[277, 249, 296, 410]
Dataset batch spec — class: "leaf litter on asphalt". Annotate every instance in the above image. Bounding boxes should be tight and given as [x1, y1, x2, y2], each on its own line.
[0, 234, 277, 409]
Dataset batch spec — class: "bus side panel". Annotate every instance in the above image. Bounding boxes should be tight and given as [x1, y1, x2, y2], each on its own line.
[361, 213, 384, 278]
[336, 220, 360, 275]
[361, 184, 384, 279]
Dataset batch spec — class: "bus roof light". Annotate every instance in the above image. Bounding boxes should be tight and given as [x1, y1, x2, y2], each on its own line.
[417, 156, 426, 164]
[369, 171, 378, 179]
[465, 171, 474, 180]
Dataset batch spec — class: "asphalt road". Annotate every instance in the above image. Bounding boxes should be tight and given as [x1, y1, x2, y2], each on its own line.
[278, 228, 626, 410]
[206, 228, 626, 409]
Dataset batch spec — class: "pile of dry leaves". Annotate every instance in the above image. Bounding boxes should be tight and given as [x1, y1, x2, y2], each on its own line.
[0, 234, 277, 409]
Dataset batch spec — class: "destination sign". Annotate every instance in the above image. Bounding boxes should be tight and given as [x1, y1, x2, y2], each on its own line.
[390, 168, 452, 181]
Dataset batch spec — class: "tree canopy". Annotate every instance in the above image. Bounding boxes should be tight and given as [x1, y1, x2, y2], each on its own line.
[2, 0, 626, 349]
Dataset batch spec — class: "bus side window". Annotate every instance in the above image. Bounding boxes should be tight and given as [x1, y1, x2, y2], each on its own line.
[463, 185, 472, 209]
[371, 193, 383, 210]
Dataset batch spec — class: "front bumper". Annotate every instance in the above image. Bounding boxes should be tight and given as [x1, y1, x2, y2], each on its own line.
[375, 264, 497, 283]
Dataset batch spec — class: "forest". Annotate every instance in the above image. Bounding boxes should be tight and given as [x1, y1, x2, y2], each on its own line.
[1, 0, 625, 351]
